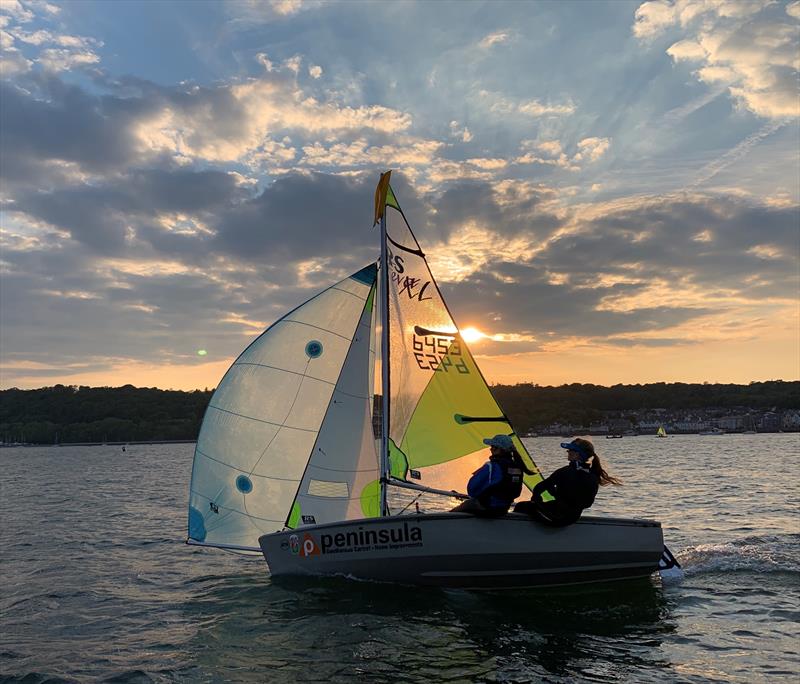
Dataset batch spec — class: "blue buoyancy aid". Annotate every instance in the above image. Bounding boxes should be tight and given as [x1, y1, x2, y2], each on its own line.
[468, 454, 524, 510]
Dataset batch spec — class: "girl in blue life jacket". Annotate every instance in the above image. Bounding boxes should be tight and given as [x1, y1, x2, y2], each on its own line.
[514, 437, 622, 526]
[451, 434, 535, 517]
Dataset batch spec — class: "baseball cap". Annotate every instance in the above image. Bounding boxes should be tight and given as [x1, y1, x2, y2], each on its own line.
[483, 434, 514, 451]
[560, 440, 592, 460]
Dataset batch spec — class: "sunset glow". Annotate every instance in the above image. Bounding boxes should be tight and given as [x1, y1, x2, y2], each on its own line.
[0, 1, 797, 390]
[460, 328, 487, 344]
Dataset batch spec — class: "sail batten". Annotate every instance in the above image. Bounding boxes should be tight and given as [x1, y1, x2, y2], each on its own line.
[193, 448, 301, 480]
[204, 405, 323, 432]
[230, 362, 338, 384]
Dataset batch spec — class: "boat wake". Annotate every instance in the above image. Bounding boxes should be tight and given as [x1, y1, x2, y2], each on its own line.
[678, 534, 800, 575]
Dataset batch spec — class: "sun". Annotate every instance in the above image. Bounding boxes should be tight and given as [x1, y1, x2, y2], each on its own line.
[460, 327, 486, 343]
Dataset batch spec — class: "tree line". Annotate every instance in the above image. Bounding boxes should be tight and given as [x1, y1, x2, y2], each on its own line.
[0, 381, 798, 444]
[491, 380, 800, 434]
[0, 384, 211, 444]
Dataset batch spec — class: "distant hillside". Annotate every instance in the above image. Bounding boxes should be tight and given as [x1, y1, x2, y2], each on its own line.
[0, 381, 798, 444]
[0, 385, 212, 445]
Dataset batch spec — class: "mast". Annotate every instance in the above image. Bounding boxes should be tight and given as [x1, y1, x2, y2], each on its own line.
[378, 175, 391, 517]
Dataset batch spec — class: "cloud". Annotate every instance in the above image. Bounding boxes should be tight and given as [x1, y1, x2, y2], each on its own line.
[1, 63, 417, 191]
[298, 138, 443, 171]
[37, 47, 100, 71]
[1, 3, 796, 387]
[666, 38, 706, 60]
[518, 99, 576, 116]
[574, 137, 611, 163]
[482, 90, 576, 118]
[0, 173, 398, 376]
[449, 120, 473, 142]
[225, 0, 319, 24]
[1, 3, 102, 73]
[633, 0, 679, 39]
[603, 337, 692, 348]
[635, 0, 799, 119]
[2, 165, 797, 386]
[0, 38, 32, 75]
[0, 0, 35, 23]
[270, 0, 304, 16]
[142, 76, 413, 164]
[478, 30, 511, 49]
[434, 188, 798, 354]
[514, 138, 610, 170]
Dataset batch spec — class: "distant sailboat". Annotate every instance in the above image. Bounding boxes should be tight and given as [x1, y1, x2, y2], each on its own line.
[656, 425, 668, 438]
[699, 427, 725, 436]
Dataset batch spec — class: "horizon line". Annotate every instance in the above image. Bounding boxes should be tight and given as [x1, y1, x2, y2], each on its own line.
[2, 379, 799, 393]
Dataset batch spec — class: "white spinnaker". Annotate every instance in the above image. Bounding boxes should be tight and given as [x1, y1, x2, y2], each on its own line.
[290, 287, 380, 526]
[188, 264, 377, 549]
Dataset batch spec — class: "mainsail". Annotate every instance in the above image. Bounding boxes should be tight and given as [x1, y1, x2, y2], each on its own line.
[378, 176, 545, 496]
[188, 264, 379, 549]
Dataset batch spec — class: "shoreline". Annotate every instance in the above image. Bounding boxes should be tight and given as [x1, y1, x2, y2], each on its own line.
[0, 439, 198, 447]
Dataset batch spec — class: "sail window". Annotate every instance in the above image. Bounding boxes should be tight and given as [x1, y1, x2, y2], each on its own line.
[188, 506, 207, 541]
[307, 479, 349, 498]
[305, 340, 324, 358]
[236, 474, 253, 494]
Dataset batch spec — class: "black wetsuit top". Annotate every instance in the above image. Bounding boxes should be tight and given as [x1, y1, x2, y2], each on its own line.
[529, 462, 599, 524]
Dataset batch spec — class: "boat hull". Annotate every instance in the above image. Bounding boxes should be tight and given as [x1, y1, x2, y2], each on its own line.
[258, 512, 664, 588]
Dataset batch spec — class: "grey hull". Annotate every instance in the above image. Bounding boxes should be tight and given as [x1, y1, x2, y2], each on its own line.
[258, 512, 664, 588]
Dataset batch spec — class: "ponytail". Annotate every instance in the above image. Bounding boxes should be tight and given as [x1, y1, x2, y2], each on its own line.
[591, 454, 622, 486]
[569, 437, 621, 486]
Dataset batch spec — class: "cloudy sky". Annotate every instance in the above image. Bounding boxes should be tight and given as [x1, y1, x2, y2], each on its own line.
[1, 0, 798, 390]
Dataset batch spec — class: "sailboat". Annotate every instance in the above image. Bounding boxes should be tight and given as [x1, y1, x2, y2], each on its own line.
[698, 426, 725, 435]
[655, 425, 668, 438]
[187, 172, 672, 588]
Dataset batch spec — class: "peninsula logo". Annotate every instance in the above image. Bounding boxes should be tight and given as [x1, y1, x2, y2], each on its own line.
[288, 532, 323, 557]
[295, 532, 320, 557]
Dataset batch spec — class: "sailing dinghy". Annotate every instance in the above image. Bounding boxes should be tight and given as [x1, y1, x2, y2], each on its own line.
[187, 172, 672, 587]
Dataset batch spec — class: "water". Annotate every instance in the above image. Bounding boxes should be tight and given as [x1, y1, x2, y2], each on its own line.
[1, 435, 798, 683]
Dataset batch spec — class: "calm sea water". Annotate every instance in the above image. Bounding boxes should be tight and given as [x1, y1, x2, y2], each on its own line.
[1, 435, 798, 683]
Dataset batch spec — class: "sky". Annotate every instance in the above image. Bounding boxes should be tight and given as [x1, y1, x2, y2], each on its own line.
[1, 0, 798, 391]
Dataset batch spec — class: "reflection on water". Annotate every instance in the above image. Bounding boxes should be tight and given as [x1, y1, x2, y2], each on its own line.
[181, 570, 673, 683]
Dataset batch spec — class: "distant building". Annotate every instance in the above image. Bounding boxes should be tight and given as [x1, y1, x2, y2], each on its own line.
[717, 415, 743, 431]
[587, 423, 609, 435]
[608, 418, 631, 433]
[638, 420, 663, 432]
[781, 411, 800, 430]
[759, 412, 781, 432]
[674, 421, 711, 432]
[544, 422, 580, 436]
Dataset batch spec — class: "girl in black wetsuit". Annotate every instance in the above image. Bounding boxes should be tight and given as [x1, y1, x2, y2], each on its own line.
[514, 437, 622, 526]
